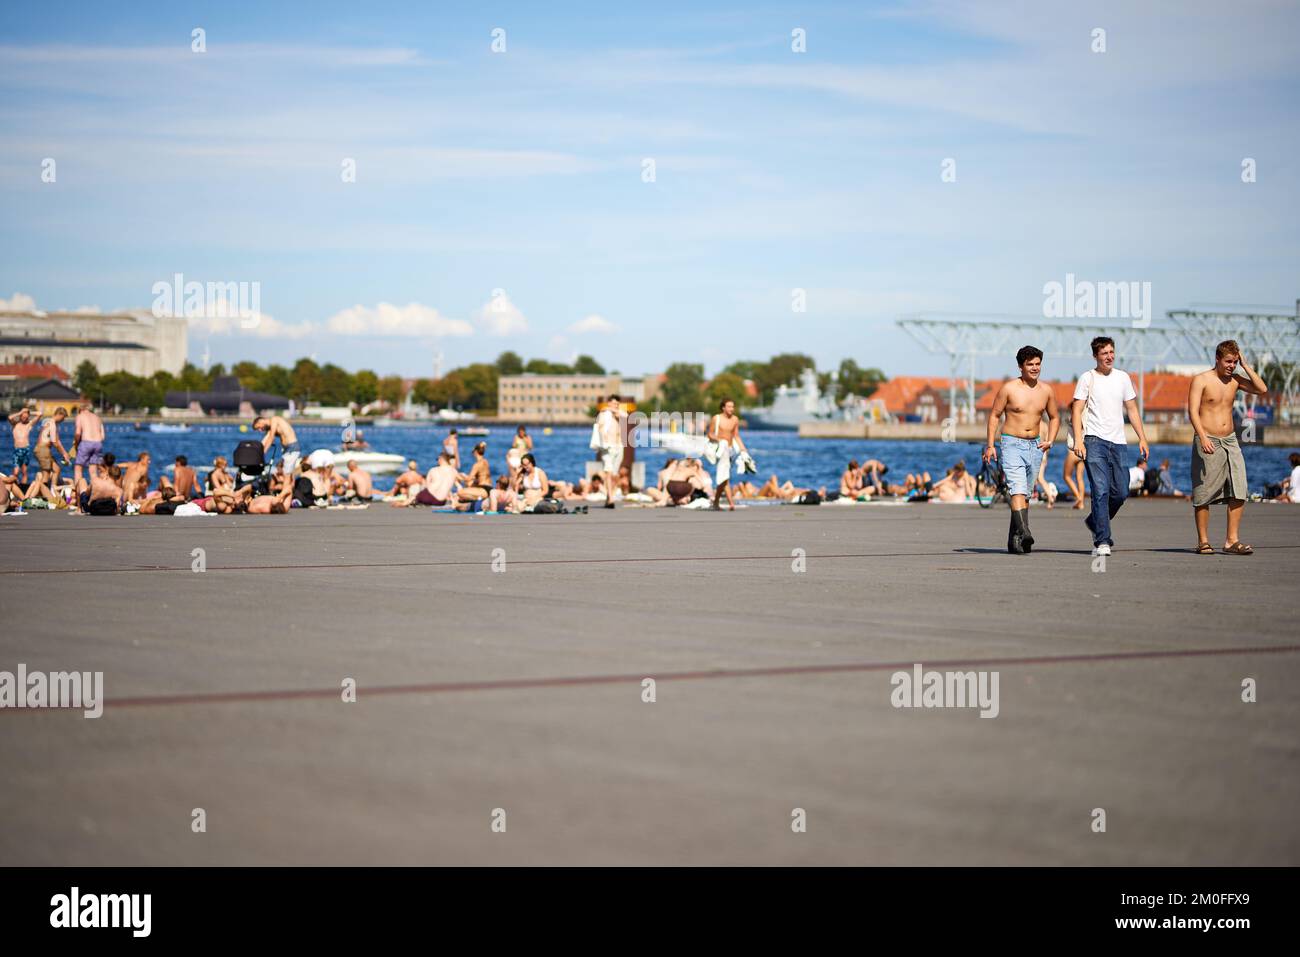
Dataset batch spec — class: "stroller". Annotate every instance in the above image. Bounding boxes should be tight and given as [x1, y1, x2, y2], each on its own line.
[233, 440, 273, 496]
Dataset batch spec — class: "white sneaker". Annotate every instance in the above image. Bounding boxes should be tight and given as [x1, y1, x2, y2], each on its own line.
[1095, 543, 1112, 557]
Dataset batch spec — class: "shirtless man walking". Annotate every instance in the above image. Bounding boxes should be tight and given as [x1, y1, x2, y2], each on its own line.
[1188, 340, 1268, 555]
[34, 408, 71, 488]
[707, 398, 748, 511]
[7, 405, 39, 484]
[593, 395, 623, 509]
[72, 400, 106, 490]
[984, 346, 1060, 553]
[253, 414, 300, 476]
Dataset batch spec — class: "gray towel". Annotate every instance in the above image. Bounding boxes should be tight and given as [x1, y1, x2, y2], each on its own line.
[1191, 433, 1247, 506]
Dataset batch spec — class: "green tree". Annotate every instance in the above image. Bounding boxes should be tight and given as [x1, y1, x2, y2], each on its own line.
[496, 351, 524, 376]
[208, 362, 227, 380]
[73, 360, 100, 396]
[704, 371, 748, 410]
[657, 362, 706, 413]
[231, 360, 263, 388]
[753, 353, 816, 404]
[837, 359, 887, 398]
[290, 358, 323, 402]
[317, 363, 354, 406]
[573, 354, 605, 375]
[457, 363, 500, 411]
[377, 375, 406, 408]
[352, 369, 379, 405]
[177, 362, 211, 392]
[258, 364, 292, 398]
[722, 360, 759, 381]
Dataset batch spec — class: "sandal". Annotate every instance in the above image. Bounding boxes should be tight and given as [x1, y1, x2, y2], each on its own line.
[1223, 542, 1253, 555]
[1195, 542, 1214, 555]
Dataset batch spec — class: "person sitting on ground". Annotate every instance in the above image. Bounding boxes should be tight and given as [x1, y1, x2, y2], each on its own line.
[659, 458, 699, 506]
[345, 460, 375, 500]
[456, 442, 491, 504]
[396, 453, 459, 507]
[840, 460, 864, 499]
[1279, 452, 1300, 503]
[1129, 456, 1149, 494]
[933, 461, 976, 502]
[1155, 458, 1184, 497]
[389, 460, 423, 500]
[514, 453, 550, 510]
[858, 459, 888, 496]
[120, 452, 151, 502]
[158, 454, 201, 502]
[265, 459, 289, 494]
[82, 464, 126, 514]
[206, 456, 232, 492]
[488, 474, 518, 513]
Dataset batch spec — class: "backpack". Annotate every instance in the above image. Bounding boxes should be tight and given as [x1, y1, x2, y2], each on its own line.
[792, 491, 822, 506]
[87, 497, 119, 516]
[531, 499, 563, 514]
[1143, 469, 1161, 496]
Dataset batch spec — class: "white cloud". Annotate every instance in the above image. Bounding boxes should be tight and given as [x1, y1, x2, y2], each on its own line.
[186, 311, 316, 340]
[474, 291, 528, 337]
[568, 314, 617, 334]
[0, 292, 37, 311]
[325, 302, 472, 338]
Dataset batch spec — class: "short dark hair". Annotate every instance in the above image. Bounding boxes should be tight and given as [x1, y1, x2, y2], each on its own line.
[1290, 452, 1300, 467]
[473, 442, 486, 455]
[1215, 339, 1241, 360]
[719, 398, 734, 409]
[1091, 336, 1115, 357]
[608, 394, 620, 403]
[253, 416, 267, 426]
[1016, 345, 1044, 367]
[176, 455, 187, 466]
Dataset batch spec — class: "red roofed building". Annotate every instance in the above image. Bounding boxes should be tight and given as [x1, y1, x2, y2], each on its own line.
[0, 362, 71, 384]
[872, 376, 1002, 423]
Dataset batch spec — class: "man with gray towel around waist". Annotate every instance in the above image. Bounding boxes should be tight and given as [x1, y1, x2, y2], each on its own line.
[1188, 340, 1268, 555]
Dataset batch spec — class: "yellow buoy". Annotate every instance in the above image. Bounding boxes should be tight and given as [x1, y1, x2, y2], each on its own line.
[239, 424, 248, 433]
[542, 427, 553, 436]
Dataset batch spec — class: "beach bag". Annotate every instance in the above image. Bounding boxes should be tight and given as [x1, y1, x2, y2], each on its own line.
[1143, 469, 1161, 495]
[589, 422, 602, 450]
[154, 500, 179, 515]
[792, 491, 822, 506]
[87, 497, 119, 516]
[531, 498, 563, 514]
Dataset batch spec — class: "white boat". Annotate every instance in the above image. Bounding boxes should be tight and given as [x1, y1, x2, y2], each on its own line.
[149, 423, 192, 434]
[333, 450, 406, 474]
[459, 427, 490, 437]
[744, 368, 839, 430]
[653, 432, 710, 458]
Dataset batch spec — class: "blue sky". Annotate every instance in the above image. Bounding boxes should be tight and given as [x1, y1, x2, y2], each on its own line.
[2, 0, 1296, 381]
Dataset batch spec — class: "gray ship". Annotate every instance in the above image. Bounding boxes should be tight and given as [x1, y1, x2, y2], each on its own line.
[742, 368, 840, 431]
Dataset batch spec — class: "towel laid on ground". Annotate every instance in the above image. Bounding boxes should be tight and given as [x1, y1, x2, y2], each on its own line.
[1191, 432, 1247, 506]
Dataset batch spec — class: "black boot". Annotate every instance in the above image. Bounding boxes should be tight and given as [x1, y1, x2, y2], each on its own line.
[1007, 510, 1025, 554]
[1018, 508, 1034, 553]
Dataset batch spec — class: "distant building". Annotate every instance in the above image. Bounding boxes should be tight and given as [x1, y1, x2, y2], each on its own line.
[498, 373, 661, 422]
[0, 362, 79, 414]
[0, 309, 188, 377]
[164, 375, 288, 416]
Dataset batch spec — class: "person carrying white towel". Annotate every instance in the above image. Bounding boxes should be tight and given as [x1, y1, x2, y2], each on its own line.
[706, 398, 747, 511]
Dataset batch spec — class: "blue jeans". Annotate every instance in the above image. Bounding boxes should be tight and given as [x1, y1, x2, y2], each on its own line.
[999, 434, 1043, 498]
[1084, 436, 1127, 546]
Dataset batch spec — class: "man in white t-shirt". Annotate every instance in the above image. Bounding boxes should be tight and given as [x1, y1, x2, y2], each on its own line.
[1070, 336, 1151, 556]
